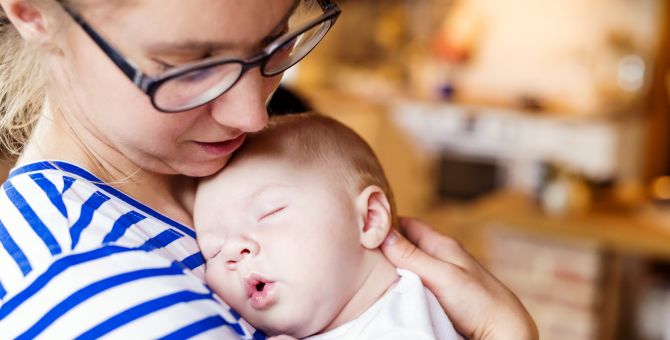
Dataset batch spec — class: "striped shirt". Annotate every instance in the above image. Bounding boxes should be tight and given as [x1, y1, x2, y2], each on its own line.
[0, 161, 263, 339]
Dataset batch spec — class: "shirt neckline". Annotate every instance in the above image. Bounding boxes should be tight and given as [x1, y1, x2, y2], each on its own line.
[8, 160, 196, 238]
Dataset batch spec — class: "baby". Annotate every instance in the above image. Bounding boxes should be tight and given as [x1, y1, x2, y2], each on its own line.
[194, 114, 461, 339]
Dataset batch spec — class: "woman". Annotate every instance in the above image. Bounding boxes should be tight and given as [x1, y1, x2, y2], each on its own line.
[0, 0, 536, 338]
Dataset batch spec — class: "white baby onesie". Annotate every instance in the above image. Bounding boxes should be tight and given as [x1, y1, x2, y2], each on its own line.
[305, 268, 463, 340]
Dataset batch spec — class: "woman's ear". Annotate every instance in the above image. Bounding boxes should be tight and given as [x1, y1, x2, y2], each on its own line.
[1, 0, 49, 44]
[356, 185, 392, 249]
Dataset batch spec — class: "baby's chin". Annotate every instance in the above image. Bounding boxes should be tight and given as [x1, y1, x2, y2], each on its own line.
[242, 304, 328, 338]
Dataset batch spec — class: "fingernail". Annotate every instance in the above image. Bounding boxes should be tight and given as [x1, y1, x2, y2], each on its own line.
[383, 229, 399, 246]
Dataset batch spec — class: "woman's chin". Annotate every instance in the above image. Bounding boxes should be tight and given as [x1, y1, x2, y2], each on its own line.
[170, 156, 232, 178]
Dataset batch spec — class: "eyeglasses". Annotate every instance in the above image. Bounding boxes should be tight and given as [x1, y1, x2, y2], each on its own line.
[59, 0, 340, 113]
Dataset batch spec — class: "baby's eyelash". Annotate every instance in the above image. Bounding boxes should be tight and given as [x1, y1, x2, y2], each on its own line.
[259, 206, 286, 221]
[207, 249, 222, 261]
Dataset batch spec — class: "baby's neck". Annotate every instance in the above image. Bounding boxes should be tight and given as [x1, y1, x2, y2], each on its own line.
[320, 251, 400, 333]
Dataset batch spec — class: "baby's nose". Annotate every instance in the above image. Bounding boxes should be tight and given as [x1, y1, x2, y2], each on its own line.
[221, 236, 260, 270]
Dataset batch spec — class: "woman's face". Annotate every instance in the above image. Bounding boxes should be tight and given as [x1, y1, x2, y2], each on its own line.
[51, 0, 297, 177]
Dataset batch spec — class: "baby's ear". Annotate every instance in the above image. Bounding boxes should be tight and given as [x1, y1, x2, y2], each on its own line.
[356, 185, 392, 249]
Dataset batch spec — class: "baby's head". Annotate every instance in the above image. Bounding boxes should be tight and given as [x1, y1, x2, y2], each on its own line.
[194, 113, 397, 337]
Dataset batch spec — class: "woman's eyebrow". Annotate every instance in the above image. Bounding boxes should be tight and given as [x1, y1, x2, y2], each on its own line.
[146, 40, 235, 55]
[254, 0, 301, 49]
[146, 0, 301, 55]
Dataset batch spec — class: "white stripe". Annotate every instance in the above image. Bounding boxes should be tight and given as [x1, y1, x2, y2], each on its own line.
[43, 273, 214, 337]
[54, 174, 68, 193]
[0, 245, 25, 299]
[106, 299, 235, 339]
[0, 183, 27, 290]
[0, 189, 53, 275]
[74, 197, 118, 249]
[12, 175, 72, 249]
[189, 260, 206, 279]
[0, 249, 177, 337]
[191, 326, 247, 340]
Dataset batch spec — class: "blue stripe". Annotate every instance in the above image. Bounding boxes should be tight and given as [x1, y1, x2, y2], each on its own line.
[158, 315, 245, 340]
[0, 245, 151, 320]
[181, 252, 205, 270]
[0, 219, 32, 276]
[16, 262, 185, 339]
[62, 176, 75, 194]
[8, 161, 57, 178]
[253, 330, 267, 340]
[70, 192, 110, 249]
[229, 307, 242, 320]
[3, 181, 62, 256]
[0, 281, 6, 300]
[9, 161, 196, 238]
[29, 173, 68, 218]
[76, 290, 214, 339]
[102, 211, 146, 244]
[142, 230, 183, 249]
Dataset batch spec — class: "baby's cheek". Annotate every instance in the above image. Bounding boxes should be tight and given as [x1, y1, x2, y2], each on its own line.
[205, 266, 233, 298]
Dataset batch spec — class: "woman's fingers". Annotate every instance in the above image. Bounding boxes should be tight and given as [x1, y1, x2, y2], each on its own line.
[398, 217, 477, 270]
[381, 227, 482, 336]
[381, 227, 461, 290]
[381, 218, 539, 340]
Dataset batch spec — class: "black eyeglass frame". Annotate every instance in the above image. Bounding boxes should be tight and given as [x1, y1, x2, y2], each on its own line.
[60, 0, 341, 113]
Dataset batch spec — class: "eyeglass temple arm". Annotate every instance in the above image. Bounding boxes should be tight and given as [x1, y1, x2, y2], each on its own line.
[317, 0, 338, 11]
[61, 5, 143, 85]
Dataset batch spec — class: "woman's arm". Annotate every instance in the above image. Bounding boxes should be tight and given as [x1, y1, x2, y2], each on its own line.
[381, 218, 538, 340]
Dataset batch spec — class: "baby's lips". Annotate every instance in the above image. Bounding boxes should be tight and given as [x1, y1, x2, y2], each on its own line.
[244, 273, 275, 298]
[244, 274, 278, 310]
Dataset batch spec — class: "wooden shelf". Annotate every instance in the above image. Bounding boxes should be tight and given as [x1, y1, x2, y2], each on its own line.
[426, 191, 670, 261]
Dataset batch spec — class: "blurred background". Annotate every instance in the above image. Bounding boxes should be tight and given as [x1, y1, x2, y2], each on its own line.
[0, 1, 667, 339]
[281, 0, 670, 339]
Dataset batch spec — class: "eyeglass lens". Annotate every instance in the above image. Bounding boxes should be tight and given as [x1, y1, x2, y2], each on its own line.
[152, 1, 336, 112]
[263, 20, 332, 76]
[154, 63, 244, 112]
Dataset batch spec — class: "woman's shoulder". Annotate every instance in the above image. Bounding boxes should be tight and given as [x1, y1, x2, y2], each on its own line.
[0, 162, 255, 339]
[0, 164, 78, 294]
[1, 160, 197, 246]
[0, 161, 204, 302]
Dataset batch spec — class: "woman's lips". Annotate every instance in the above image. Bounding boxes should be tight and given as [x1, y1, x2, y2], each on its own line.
[195, 134, 246, 156]
[245, 275, 277, 310]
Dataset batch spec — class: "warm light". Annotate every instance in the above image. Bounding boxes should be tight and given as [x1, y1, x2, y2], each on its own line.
[650, 176, 670, 200]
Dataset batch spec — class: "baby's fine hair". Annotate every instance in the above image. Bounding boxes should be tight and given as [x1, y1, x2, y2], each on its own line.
[234, 112, 398, 226]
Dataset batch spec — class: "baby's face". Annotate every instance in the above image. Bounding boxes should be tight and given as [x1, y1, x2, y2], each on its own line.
[194, 155, 368, 337]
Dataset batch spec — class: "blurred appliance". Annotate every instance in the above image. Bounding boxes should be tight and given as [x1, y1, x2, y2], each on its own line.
[392, 101, 642, 198]
[436, 155, 499, 201]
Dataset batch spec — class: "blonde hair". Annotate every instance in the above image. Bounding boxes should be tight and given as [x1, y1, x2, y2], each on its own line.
[234, 113, 398, 226]
[0, 4, 52, 158]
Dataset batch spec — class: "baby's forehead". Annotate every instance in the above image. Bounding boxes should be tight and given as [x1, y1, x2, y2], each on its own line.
[201, 128, 358, 188]
[199, 159, 296, 196]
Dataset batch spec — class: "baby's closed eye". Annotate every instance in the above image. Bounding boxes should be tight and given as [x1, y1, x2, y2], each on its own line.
[258, 206, 287, 221]
[205, 249, 222, 262]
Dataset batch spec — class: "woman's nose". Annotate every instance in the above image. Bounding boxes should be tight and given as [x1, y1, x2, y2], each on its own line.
[209, 69, 277, 133]
[221, 236, 260, 270]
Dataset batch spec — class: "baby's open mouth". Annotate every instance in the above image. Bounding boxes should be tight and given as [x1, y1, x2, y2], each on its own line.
[245, 275, 277, 309]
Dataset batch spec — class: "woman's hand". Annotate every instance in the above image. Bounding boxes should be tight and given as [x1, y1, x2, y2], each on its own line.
[381, 218, 538, 340]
